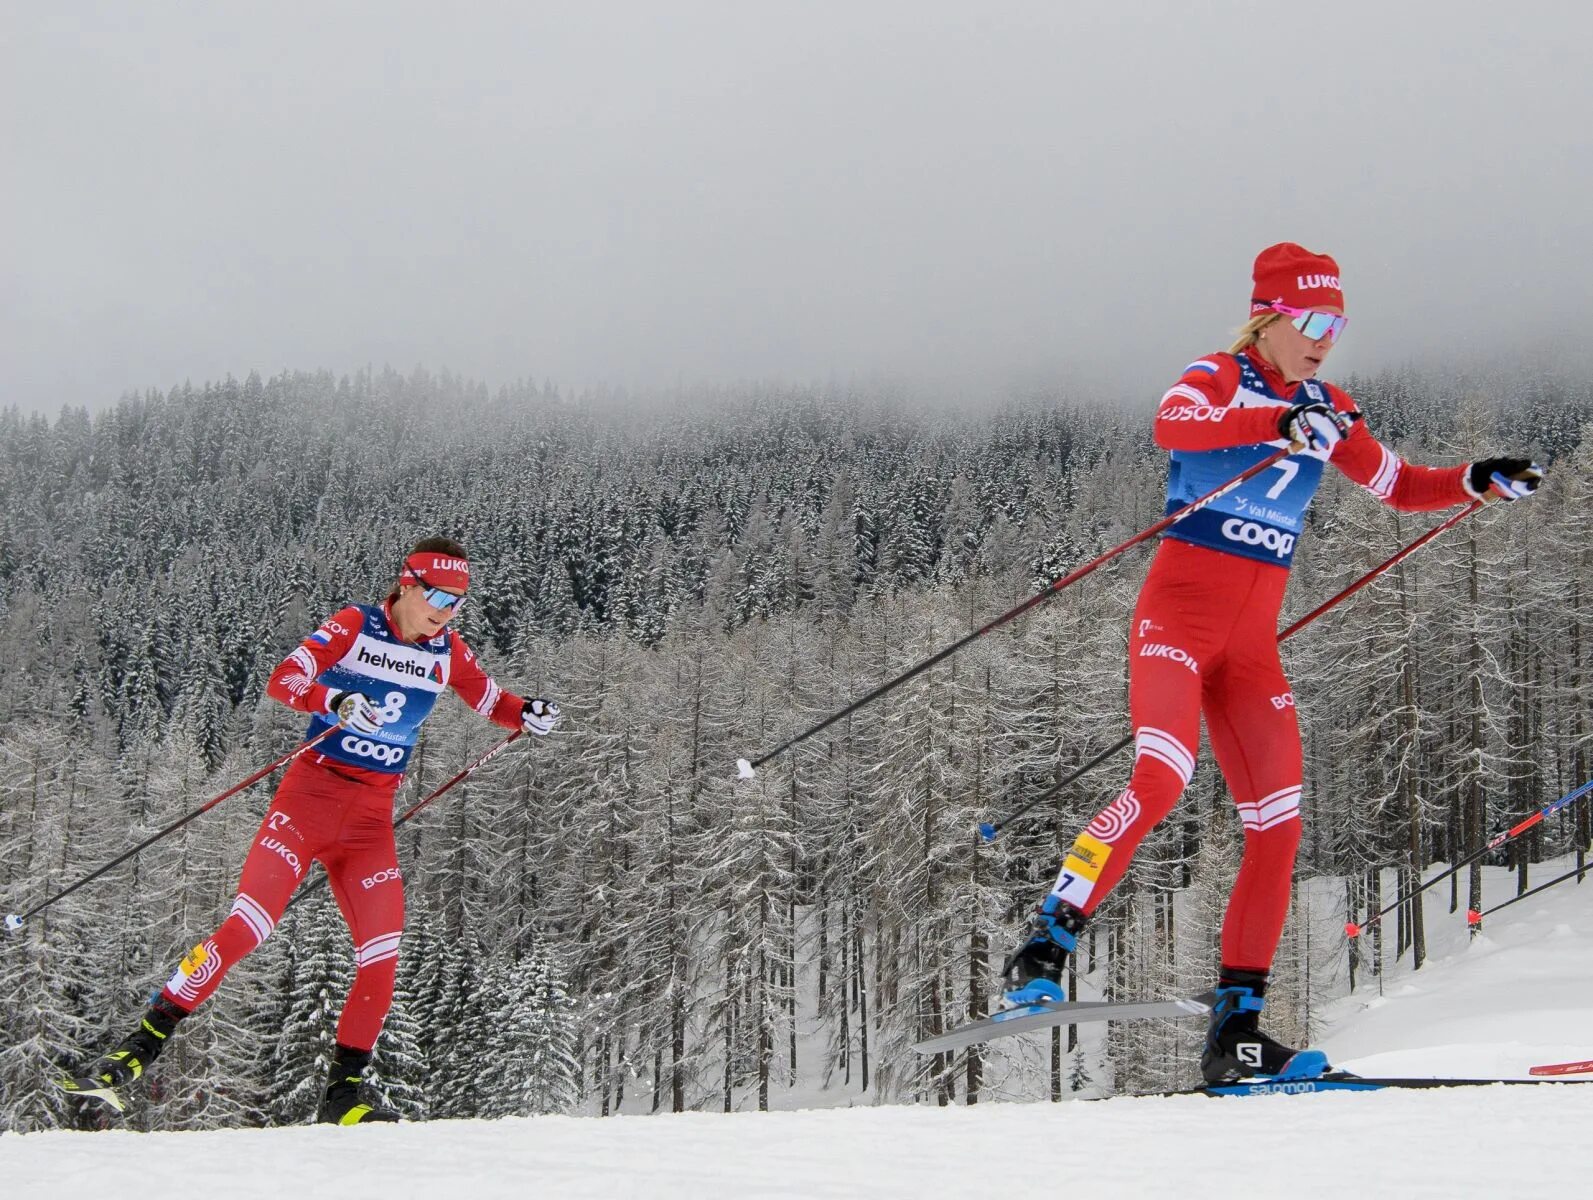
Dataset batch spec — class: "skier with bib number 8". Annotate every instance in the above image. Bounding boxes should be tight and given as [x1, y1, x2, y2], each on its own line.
[1000, 244, 1543, 1085]
[57, 536, 563, 1122]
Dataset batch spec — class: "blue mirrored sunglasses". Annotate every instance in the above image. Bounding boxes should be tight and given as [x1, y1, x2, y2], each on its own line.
[409, 570, 466, 614]
[1272, 302, 1348, 343]
[420, 585, 465, 614]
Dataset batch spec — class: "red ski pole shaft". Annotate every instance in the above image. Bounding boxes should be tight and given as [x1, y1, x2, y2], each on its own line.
[282, 729, 525, 914]
[744, 445, 1297, 775]
[5, 723, 341, 930]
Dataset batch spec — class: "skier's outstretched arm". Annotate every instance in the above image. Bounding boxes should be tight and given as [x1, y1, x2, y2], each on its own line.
[446, 630, 562, 735]
[1324, 382, 1543, 510]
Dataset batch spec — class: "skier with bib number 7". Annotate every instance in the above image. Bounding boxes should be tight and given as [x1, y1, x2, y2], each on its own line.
[57, 536, 563, 1123]
[999, 244, 1544, 1085]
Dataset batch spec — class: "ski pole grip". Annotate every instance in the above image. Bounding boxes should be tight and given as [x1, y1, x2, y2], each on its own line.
[978, 822, 998, 843]
[4, 913, 23, 934]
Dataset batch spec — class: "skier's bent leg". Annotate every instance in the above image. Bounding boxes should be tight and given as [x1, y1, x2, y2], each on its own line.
[1048, 744, 1193, 916]
[1001, 603, 1206, 1009]
[62, 803, 312, 1106]
[159, 809, 308, 1012]
[1001, 746, 1193, 1009]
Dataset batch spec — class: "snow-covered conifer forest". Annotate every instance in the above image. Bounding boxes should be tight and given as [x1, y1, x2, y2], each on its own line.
[1, 365, 1589, 1132]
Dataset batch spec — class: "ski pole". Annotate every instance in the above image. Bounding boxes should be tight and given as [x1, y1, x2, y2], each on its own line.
[1530, 1059, 1593, 1077]
[282, 728, 524, 913]
[1345, 776, 1593, 938]
[1470, 856, 1592, 927]
[3, 723, 342, 933]
[736, 445, 1298, 780]
[979, 501, 1485, 842]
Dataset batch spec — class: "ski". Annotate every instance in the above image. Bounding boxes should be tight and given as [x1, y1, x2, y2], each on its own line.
[1142, 1072, 1593, 1098]
[52, 1072, 129, 1113]
[914, 991, 1215, 1055]
[1530, 1059, 1593, 1077]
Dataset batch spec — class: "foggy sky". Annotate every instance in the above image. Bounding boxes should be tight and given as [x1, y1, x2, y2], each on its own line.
[5, 1, 1590, 414]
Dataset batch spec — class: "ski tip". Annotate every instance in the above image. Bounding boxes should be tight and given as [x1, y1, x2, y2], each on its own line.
[54, 1076, 127, 1113]
[3, 913, 23, 933]
[735, 758, 757, 781]
[977, 822, 998, 843]
[1343, 921, 1360, 938]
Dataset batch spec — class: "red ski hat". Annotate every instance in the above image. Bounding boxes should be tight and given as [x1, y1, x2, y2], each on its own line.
[1250, 242, 1344, 314]
[399, 550, 470, 593]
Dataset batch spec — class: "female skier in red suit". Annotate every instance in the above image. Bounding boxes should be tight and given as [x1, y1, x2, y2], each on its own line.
[1000, 244, 1543, 1084]
[60, 536, 563, 1122]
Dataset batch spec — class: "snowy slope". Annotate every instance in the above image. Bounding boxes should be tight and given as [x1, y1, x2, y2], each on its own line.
[5, 862, 1590, 1200]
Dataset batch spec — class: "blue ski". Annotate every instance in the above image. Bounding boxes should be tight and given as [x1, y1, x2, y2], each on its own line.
[1158, 1072, 1593, 1098]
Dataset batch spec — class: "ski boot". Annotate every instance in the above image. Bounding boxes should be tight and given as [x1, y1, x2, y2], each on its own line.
[318, 1044, 401, 1125]
[1199, 968, 1330, 1086]
[998, 896, 1087, 1012]
[54, 995, 188, 1113]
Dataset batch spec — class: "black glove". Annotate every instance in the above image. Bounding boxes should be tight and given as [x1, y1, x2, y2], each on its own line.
[1277, 402, 1357, 453]
[1466, 458, 1543, 501]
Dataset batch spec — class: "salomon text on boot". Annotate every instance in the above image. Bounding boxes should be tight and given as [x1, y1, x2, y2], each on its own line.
[999, 896, 1087, 1011]
[1199, 968, 1329, 1086]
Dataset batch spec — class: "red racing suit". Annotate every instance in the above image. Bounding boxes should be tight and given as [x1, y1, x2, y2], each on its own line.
[160, 600, 524, 1051]
[1046, 348, 1471, 970]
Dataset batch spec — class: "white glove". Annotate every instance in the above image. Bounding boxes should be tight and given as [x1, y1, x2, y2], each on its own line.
[1277, 401, 1355, 453]
[328, 690, 384, 735]
[521, 698, 561, 736]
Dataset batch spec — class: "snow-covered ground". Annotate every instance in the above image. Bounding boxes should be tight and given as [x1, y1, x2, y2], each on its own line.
[5, 861, 1590, 1199]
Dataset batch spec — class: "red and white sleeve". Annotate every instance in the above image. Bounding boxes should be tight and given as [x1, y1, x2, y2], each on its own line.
[266, 606, 363, 714]
[447, 631, 526, 730]
[1325, 385, 1471, 512]
[1152, 355, 1288, 451]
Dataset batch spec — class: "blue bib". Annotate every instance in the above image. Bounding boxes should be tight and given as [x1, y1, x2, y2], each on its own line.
[304, 605, 452, 774]
[1161, 359, 1331, 568]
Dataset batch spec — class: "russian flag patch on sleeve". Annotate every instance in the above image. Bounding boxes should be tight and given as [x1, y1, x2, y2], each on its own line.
[310, 629, 333, 646]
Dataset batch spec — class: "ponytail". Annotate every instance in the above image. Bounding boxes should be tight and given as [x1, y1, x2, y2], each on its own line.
[1227, 312, 1282, 355]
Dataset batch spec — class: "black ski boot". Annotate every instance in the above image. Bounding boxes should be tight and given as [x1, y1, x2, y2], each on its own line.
[999, 896, 1087, 1010]
[1199, 968, 1329, 1086]
[55, 995, 188, 1113]
[318, 1044, 401, 1125]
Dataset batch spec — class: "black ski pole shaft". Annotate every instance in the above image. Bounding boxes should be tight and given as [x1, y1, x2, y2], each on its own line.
[1475, 859, 1593, 923]
[980, 502, 1485, 843]
[4, 723, 341, 933]
[738, 445, 1296, 779]
[282, 729, 524, 914]
[1346, 776, 1593, 938]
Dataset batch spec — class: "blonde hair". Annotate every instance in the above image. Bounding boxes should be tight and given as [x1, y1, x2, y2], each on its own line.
[1227, 311, 1282, 355]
